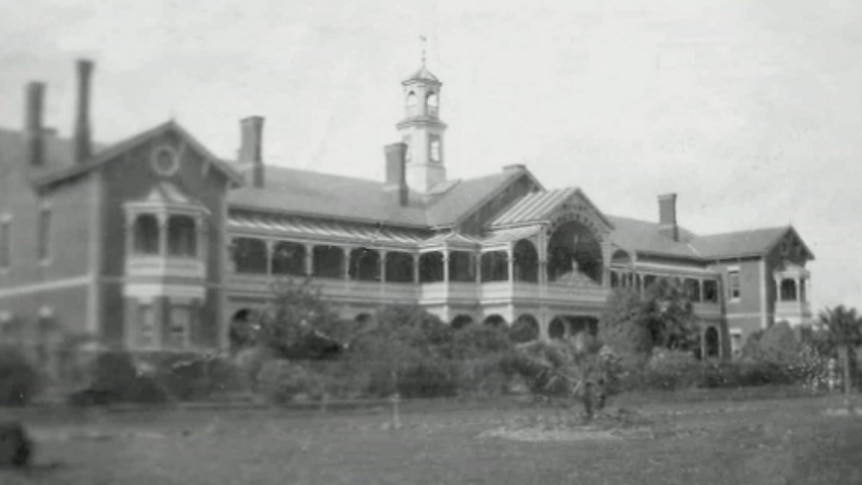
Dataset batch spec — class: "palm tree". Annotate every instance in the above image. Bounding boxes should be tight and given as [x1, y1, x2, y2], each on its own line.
[818, 305, 862, 411]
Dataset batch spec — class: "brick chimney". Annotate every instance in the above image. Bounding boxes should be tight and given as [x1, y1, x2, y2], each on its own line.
[24, 81, 46, 166]
[238, 116, 265, 188]
[658, 193, 679, 241]
[384, 142, 408, 206]
[74, 59, 94, 164]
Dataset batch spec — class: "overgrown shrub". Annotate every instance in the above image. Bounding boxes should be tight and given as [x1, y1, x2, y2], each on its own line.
[233, 346, 274, 391]
[136, 352, 245, 401]
[68, 351, 170, 405]
[257, 359, 329, 404]
[0, 345, 40, 406]
[396, 358, 458, 398]
[454, 352, 519, 395]
[629, 350, 702, 391]
[509, 318, 539, 343]
[449, 324, 513, 360]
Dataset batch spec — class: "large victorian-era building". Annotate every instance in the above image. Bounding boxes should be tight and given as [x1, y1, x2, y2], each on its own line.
[0, 58, 814, 360]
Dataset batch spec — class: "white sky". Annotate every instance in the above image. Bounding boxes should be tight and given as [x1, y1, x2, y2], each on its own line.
[2, 0, 862, 312]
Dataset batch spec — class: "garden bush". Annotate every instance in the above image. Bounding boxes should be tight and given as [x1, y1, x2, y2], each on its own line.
[136, 352, 246, 401]
[454, 351, 520, 396]
[67, 351, 171, 405]
[396, 357, 458, 398]
[257, 359, 330, 404]
[449, 324, 513, 360]
[0, 345, 40, 406]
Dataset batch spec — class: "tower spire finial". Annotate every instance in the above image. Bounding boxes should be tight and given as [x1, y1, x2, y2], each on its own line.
[420, 35, 427, 67]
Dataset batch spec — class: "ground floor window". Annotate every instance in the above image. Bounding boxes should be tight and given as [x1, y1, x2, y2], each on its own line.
[138, 304, 157, 348]
[166, 305, 192, 349]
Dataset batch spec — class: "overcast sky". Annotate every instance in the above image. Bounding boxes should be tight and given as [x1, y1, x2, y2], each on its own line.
[2, 0, 861, 311]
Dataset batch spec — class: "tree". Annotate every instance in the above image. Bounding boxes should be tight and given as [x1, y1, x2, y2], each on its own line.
[255, 277, 347, 360]
[599, 278, 699, 363]
[818, 305, 862, 408]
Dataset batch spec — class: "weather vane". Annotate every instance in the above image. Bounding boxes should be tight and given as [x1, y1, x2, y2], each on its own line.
[420, 35, 427, 67]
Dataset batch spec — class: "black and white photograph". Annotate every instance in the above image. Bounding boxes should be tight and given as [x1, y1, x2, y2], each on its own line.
[0, 1, 861, 483]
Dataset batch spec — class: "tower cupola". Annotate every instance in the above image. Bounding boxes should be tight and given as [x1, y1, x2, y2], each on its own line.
[397, 40, 447, 193]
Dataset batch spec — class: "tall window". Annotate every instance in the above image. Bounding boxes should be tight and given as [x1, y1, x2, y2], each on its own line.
[167, 215, 197, 257]
[139, 304, 156, 348]
[703, 279, 719, 303]
[38, 207, 51, 262]
[0, 218, 10, 269]
[728, 270, 741, 301]
[166, 305, 191, 349]
[780, 279, 797, 301]
[134, 214, 160, 254]
[684, 278, 701, 302]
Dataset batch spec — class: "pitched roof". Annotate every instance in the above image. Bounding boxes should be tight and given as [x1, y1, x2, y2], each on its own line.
[403, 65, 440, 84]
[229, 165, 528, 229]
[228, 166, 430, 227]
[488, 187, 614, 229]
[31, 121, 244, 188]
[690, 226, 795, 259]
[606, 215, 701, 259]
[425, 169, 530, 227]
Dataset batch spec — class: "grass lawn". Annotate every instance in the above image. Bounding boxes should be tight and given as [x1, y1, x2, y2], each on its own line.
[2, 391, 862, 485]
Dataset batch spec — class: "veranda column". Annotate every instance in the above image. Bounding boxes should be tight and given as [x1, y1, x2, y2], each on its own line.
[304, 243, 314, 277]
[125, 211, 136, 256]
[156, 212, 168, 256]
[442, 250, 450, 283]
[413, 253, 421, 284]
[506, 245, 515, 283]
[475, 252, 482, 283]
[265, 240, 274, 275]
[342, 246, 352, 280]
[379, 250, 388, 283]
[195, 215, 207, 263]
[538, 259, 548, 285]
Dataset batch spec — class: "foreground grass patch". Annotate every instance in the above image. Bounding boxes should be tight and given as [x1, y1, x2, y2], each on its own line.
[1, 394, 861, 485]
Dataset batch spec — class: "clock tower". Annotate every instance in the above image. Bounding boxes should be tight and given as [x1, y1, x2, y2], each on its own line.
[397, 59, 447, 193]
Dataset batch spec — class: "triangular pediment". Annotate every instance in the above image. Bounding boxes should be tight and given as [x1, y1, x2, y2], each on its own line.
[769, 226, 815, 262]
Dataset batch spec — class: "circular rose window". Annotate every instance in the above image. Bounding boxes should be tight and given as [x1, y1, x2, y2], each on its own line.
[151, 146, 180, 177]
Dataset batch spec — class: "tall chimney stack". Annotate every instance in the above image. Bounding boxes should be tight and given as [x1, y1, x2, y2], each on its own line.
[239, 116, 265, 188]
[384, 142, 408, 206]
[24, 81, 46, 166]
[74, 59, 94, 164]
[658, 193, 679, 242]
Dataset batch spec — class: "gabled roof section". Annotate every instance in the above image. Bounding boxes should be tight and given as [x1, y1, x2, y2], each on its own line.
[489, 187, 614, 230]
[228, 166, 430, 227]
[425, 167, 544, 228]
[31, 121, 243, 189]
[691, 225, 814, 260]
[606, 215, 701, 259]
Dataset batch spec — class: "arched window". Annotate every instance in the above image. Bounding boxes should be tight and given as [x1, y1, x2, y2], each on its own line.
[406, 92, 418, 110]
[134, 214, 160, 255]
[780, 279, 797, 301]
[168, 215, 197, 257]
[426, 92, 439, 114]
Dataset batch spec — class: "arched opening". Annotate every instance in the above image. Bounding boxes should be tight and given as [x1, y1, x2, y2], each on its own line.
[385, 251, 414, 283]
[451, 314, 474, 330]
[167, 215, 197, 257]
[510, 314, 539, 343]
[780, 279, 797, 301]
[133, 214, 160, 255]
[349, 247, 380, 281]
[313, 245, 344, 278]
[419, 252, 444, 283]
[406, 91, 418, 112]
[567, 316, 598, 337]
[233, 238, 268, 274]
[229, 308, 258, 351]
[272, 241, 306, 276]
[481, 251, 508, 282]
[704, 327, 720, 359]
[426, 91, 439, 115]
[548, 317, 567, 340]
[355, 313, 374, 325]
[547, 220, 603, 284]
[448, 251, 475, 282]
[483, 314, 507, 327]
[513, 240, 539, 282]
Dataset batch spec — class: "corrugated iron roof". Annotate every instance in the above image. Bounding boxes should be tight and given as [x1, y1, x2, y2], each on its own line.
[690, 226, 794, 259]
[228, 213, 427, 248]
[489, 188, 577, 227]
[420, 231, 480, 248]
[482, 226, 542, 246]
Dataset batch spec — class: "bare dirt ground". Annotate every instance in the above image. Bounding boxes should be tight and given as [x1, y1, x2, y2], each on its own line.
[1, 391, 861, 485]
